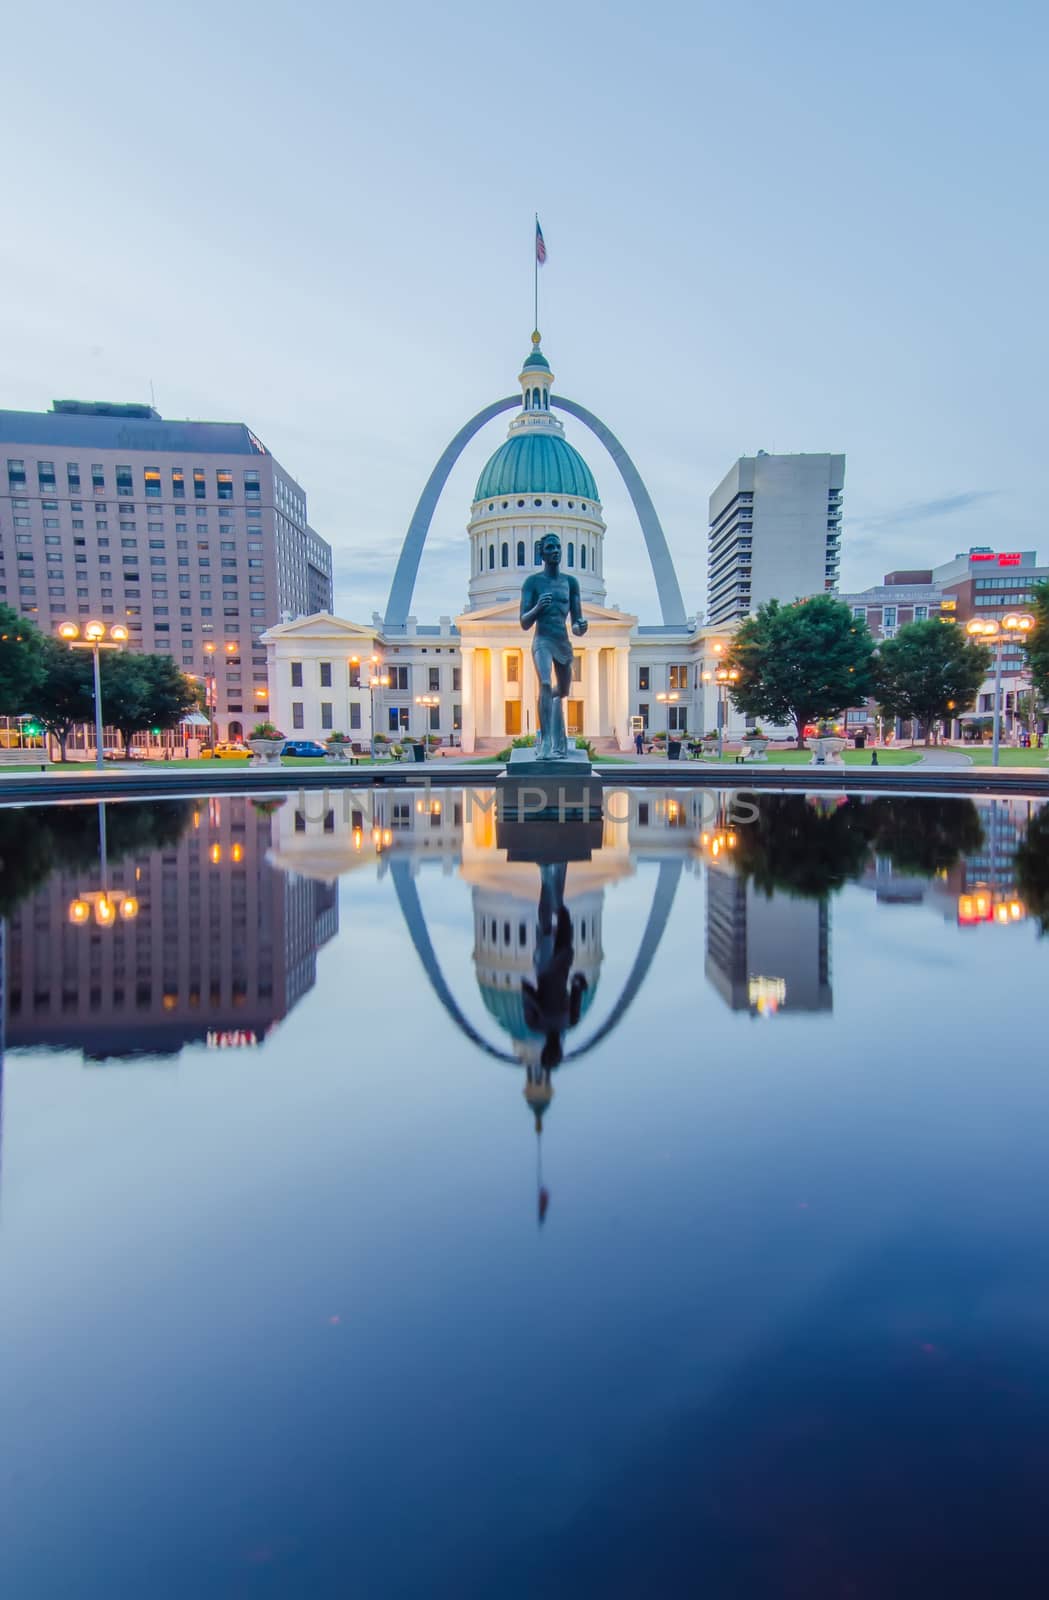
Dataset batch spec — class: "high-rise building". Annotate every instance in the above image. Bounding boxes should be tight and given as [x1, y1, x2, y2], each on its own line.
[0, 401, 333, 740]
[705, 863, 832, 1014]
[3, 797, 337, 1058]
[707, 452, 844, 626]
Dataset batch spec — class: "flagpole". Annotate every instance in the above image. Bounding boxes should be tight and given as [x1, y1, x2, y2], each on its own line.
[534, 212, 539, 333]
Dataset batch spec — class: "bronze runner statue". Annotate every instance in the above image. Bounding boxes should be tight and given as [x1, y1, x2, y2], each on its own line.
[519, 532, 588, 759]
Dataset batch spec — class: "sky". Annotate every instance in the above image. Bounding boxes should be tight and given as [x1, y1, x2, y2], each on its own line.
[3, 0, 1047, 623]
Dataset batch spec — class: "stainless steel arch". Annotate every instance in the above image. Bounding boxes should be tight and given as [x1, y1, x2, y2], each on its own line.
[383, 395, 687, 629]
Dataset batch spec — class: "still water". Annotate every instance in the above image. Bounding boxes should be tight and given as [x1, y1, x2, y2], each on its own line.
[2, 786, 1049, 1597]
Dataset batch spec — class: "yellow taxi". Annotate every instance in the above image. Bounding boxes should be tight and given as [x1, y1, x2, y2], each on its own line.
[201, 741, 252, 760]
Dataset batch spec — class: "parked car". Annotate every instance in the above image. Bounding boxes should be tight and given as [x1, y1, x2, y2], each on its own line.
[280, 739, 328, 758]
[201, 741, 251, 759]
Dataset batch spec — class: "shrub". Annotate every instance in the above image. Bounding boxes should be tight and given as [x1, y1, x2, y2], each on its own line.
[250, 722, 285, 740]
[326, 731, 351, 744]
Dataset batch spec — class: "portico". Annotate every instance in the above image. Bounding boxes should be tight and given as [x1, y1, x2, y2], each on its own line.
[457, 599, 636, 751]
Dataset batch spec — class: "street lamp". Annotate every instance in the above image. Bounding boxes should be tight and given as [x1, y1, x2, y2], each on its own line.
[966, 613, 1034, 766]
[368, 654, 389, 759]
[57, 620, 128, 770]
[655, 690, 680, 756]
[415, 693, 440, 749]
[67, 802, 139, 926]
[704, 665, 739, 760]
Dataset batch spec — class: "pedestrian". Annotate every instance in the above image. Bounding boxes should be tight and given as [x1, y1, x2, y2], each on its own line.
[634, 728, 645, 756]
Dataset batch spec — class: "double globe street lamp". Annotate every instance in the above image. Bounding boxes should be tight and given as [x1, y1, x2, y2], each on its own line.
[57, 619, 129, 770]
[965, 612, 1035, 767]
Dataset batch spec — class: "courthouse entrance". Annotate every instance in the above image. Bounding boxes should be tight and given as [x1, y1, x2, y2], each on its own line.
[566, 700, 583, 736]
[504, 700, 522, 736]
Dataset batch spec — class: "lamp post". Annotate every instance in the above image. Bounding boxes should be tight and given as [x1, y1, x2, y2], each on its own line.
[707, 666, 740, 760]
[415, 693, 440, 750]
[67, 802, 139, 926]
[655, 691, 680, 756]
[368, 654, 389, 759]
[57, 619, 128, 770]
[202, 642, 217, 749]
[966, 613, 1034, 767]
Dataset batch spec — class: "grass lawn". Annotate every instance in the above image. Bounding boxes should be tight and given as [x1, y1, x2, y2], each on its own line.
[683, 748, 921, 767]
[948, 746, 1049, 767]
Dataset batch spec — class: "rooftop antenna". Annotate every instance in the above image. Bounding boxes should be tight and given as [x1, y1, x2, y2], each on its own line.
[149, 378, 156, 411]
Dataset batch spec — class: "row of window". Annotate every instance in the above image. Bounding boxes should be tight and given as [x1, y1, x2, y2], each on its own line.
[6, 460, 262, 501]
[481, 497, 592, 513]
[288, 661, 461, 693]
[851, 604, 930, 626]
[478, 538, 596, 573]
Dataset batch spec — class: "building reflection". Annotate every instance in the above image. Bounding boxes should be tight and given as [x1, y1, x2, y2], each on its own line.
[4, 796, 337, 1059]
[705, 862, 832, 1015]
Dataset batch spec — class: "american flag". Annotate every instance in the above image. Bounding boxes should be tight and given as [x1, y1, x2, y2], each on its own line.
[535, 219, 547, 265]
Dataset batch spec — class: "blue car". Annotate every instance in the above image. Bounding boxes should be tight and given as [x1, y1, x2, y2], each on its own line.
[280, 740, 328, 758]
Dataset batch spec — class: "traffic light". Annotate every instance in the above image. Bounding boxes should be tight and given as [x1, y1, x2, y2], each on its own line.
[23, 721, 42, 736]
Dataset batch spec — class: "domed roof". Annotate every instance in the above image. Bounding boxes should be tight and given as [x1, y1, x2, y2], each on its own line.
[479, 976, 598, 1041]
[475, 433, 599, 503]
[522, 348, 551, 371]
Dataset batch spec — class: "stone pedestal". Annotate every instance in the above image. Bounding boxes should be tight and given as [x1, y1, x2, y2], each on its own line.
[497, 746, 599, 822]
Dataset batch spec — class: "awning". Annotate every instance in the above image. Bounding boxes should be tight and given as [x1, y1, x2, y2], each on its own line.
[180, 711, 212, 727]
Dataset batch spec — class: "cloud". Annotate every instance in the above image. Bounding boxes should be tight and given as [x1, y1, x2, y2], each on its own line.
[849, 489, 998, 538]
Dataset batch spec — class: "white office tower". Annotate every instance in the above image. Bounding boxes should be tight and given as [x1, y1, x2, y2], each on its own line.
[707, 452, 844, 626]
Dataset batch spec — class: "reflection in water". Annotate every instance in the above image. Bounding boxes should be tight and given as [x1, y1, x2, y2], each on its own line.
[4, 785, 1049, 1593]
[3, 796, 336, 1059]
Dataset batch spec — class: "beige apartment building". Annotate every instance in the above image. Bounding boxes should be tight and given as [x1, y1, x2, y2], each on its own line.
[0, 400, 333, 740]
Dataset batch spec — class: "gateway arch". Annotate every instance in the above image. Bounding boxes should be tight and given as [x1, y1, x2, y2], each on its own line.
[383, 395, 687, 631]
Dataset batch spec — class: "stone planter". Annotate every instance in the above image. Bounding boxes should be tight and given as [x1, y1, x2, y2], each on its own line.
[806, 736, 847, 766]
[700, 741, 719, 759]
[248, 739, 284, 765]
[325, 741, 351, 762]
[742, 738, 770, 761]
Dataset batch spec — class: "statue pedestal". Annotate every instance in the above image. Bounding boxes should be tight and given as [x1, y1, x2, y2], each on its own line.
[497, 746, 599, 822]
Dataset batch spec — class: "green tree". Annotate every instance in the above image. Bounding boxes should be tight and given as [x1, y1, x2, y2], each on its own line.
[731, 793, 877, 899]
[868, 796, 984, 876]
[23, 636, 95, 760]
[727, 596, 875, 748]
[1023, 580, 1049, 710]
[1014, 806, 1049, 936]
[874, 620, 991, 745]
[0, 603, 46, 718]
[99, 652, 198, 755]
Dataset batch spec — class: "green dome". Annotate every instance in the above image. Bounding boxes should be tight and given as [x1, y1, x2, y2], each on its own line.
[479, 977, 598, 1041]
[475, 433, 599, 503]
[522, 348, 551, 371]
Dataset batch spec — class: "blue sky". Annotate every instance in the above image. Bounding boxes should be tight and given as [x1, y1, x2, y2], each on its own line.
[3, 0, 1046, 621]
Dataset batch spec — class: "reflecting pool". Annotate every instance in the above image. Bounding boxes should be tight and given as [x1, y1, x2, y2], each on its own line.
[2, 786, 1049, 1597]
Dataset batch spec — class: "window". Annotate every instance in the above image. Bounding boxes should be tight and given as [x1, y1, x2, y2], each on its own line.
[349, 702, 362, 730]
[72, 519, 84, 530]
[119, 521, 136, 532]
[244, 470, 260, 499]
[501, 542, 509, 568]
[638, 666, 650, 691]
[505, 655, 519, 685]
[216, 469, 233, 501]
[291, 702, 305, 730]
[883, 606, 897, 630]
[488, 544, 495, 570]
[321, 702, 333, 730]
[638, 703, 650, 728]
[319, 661, 332, 687]
[427, 666, 440, 692]
[291, 661, 303, 687]
[38, 460, 56, 488]
[669, 664, 688, 690]
[115, 465, 133, 495]
[852, 606, 866, 620]
[914, 605, 928, 621]
[96, 520, 108, 531]
[567, 542, 575, 567]
[517, 540, 525, 566]
[348, 662, 361, 688]
[389, 665, 409, 691]
[67, 463, 81, 490]
[580, 545, 587, 570]
[43, 517, 59, 528]
[144, 467, 161, 498]
[452, 666, 461, 692]
[429, 705, 440, 731]
[7, 459, 26, 487]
